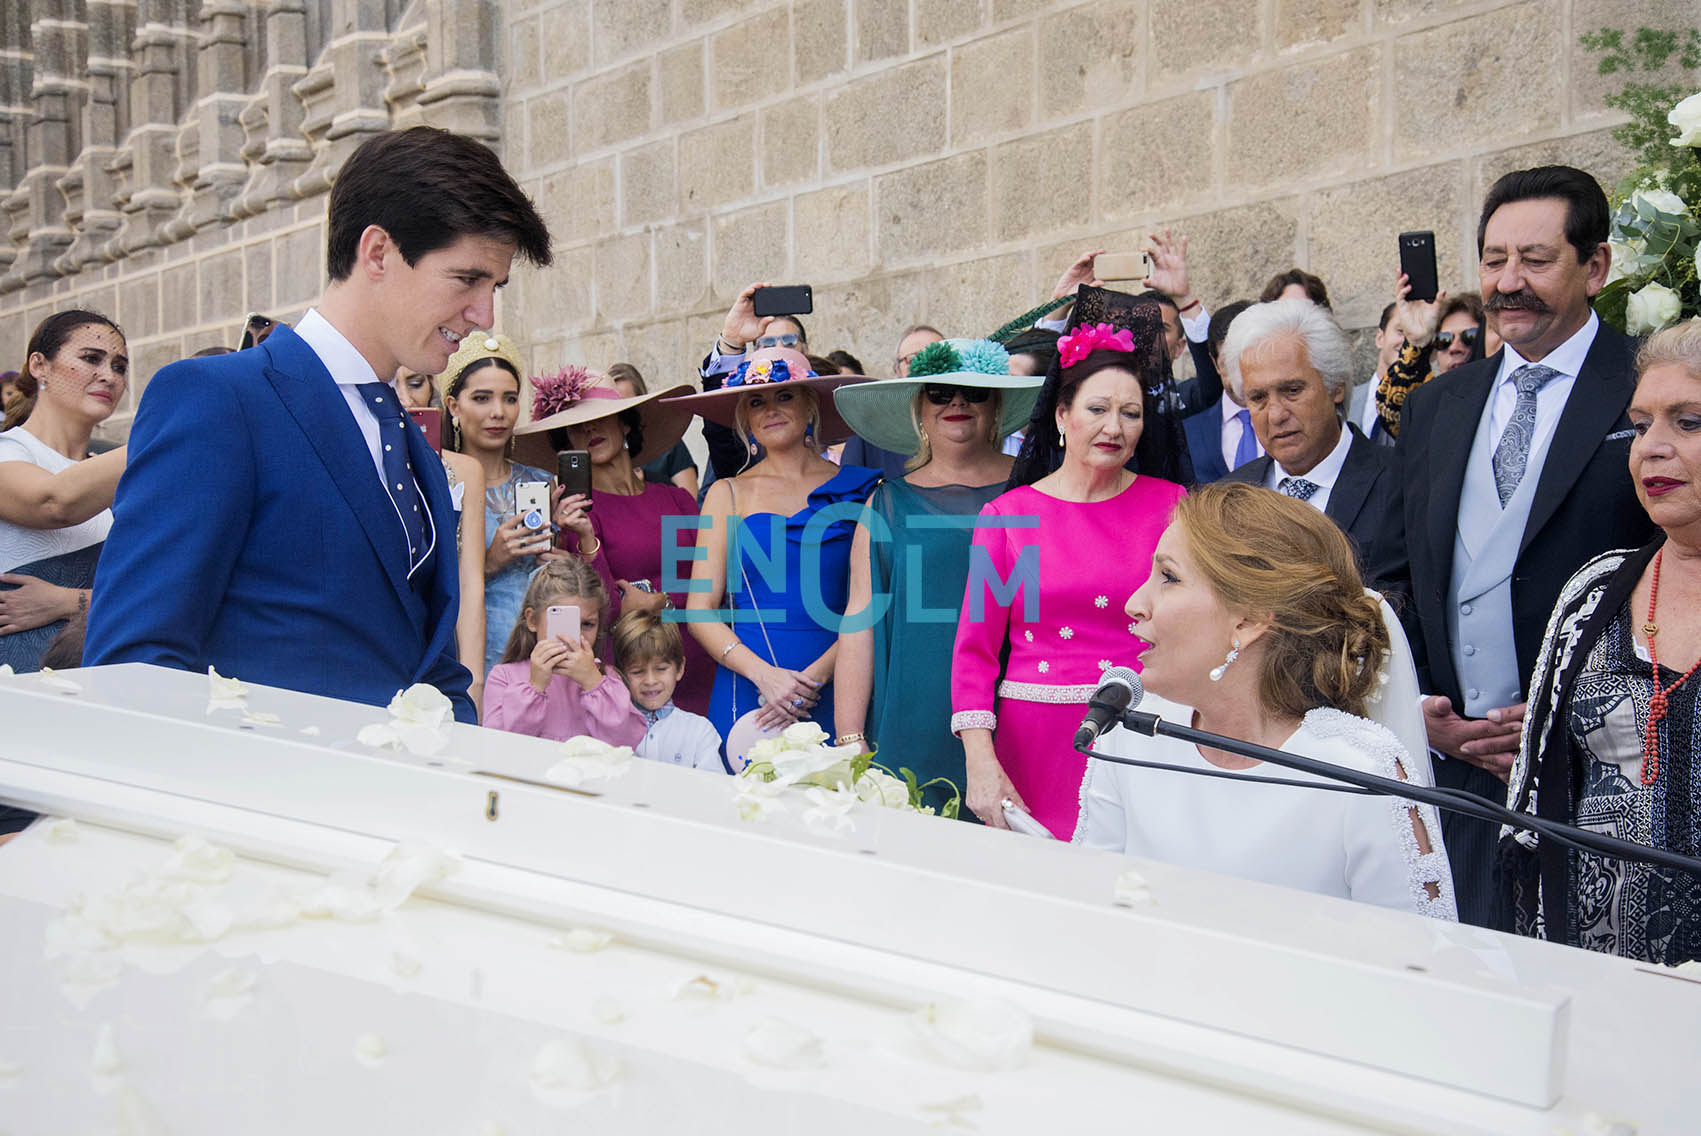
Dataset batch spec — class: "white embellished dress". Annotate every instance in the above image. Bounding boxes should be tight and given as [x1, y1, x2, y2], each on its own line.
[1074, 693, 1457, 918]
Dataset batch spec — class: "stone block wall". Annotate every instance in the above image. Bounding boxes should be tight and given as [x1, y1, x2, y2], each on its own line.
[1, 0, 1696, 442]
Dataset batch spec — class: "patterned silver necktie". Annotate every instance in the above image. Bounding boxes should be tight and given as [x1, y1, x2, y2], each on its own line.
[1491, 364, 1560, 507]
[1279, 477, 1320, 502]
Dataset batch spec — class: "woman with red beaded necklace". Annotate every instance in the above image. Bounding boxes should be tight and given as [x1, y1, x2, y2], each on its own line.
[1502, 318, 1701, 965]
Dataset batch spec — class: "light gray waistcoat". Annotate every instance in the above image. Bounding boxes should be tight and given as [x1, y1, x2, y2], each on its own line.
[1447, 393, 1557, 717]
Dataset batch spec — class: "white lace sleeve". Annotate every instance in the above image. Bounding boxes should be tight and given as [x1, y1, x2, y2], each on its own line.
[1304, 709, 1457, 921]
[1072, 737, 1129, 850]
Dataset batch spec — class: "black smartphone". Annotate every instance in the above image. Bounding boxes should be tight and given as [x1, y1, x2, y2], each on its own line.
[1398, 231, 1438, 303]
[752, 284, 813, 318]
[557, 450, 592, 510]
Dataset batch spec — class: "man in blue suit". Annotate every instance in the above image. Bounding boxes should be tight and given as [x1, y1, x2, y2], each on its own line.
[1182, 299, 1256, 485]
[85, 128, 553, 723]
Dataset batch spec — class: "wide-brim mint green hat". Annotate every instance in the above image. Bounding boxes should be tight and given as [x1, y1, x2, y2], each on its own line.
[832, 338, 1043, 456]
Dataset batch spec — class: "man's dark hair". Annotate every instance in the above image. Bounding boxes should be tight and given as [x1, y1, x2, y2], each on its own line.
[768, 315, 808, 345]
[1259, 269, 1330, 309]
[1207, 299, 1254, 363]
[326, 127, 553, 281]
[1377, 302, 1397, 331]
[1476, 165, 1608, 264]
[826, 349, 864, 374]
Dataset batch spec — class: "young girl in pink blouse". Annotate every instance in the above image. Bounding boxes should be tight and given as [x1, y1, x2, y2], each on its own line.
[484, 560, 646, 746]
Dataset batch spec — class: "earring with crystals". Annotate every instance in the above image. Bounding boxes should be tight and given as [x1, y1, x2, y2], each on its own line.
[1209, 637, 1241, 682]
[1057, 428, 1065, 448]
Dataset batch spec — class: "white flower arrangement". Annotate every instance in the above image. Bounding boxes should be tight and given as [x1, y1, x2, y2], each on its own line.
[356, 683, 455, 755]
[733, 723, 962, 825]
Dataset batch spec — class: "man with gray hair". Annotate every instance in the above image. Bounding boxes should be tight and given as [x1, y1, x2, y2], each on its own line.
[1219, 298, 1398, 578]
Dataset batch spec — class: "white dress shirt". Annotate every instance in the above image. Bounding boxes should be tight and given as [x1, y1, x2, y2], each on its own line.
[1486, 311, 1597, 458]
[294, 308, 387, 481]
[1220, 395, 1262, 471]
[1262, 420, 1353, 512]
[1356, 374, 1383, 438]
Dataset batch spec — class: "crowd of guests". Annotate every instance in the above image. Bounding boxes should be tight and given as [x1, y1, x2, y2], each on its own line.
[0, 125, 1695, 968]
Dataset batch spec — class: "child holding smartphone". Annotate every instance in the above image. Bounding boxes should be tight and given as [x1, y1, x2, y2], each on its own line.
[484, 560, 646, 746]
[611, 610, 724, 772]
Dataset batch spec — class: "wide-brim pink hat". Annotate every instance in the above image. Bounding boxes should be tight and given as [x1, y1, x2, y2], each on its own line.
[513, 366, 695, 469]
[660, 347, 872, 445]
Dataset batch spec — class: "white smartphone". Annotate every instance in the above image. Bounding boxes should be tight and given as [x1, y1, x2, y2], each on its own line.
[515, 481, 550, 524]
[1093, 252, 1149, 283]
[545, 604, 581, 644]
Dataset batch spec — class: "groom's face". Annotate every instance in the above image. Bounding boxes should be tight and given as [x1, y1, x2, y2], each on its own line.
[384, 232, 517, 377]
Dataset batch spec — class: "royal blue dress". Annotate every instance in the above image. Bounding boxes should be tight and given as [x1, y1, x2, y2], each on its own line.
[708, 465, 881, 759]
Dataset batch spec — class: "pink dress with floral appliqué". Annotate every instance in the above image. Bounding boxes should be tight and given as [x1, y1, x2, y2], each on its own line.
[950, 477, 1186, 837]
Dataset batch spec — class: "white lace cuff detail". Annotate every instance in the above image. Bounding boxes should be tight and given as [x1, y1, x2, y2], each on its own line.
[996, 679, 1097, 703]
[951, 710, 996, 735]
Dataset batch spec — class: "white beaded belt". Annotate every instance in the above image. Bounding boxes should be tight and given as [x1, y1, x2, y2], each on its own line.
[997, 679, 1096, 704]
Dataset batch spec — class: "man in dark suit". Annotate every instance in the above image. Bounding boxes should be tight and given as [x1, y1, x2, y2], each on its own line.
[1216, 299, 1396, 576]
[1183, 299, 1257, 485]
[1375, 166, 1655, 926]
[85, 128, 553, 722]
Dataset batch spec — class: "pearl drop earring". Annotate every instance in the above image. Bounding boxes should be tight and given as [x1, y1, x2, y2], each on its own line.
[1209, 637, 1241, 682]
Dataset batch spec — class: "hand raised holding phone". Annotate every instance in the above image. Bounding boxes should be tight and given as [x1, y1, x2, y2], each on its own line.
[487, 514, 552, 574]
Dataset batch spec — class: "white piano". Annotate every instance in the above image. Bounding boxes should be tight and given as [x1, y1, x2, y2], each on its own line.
[0, 664, 1691, 1134]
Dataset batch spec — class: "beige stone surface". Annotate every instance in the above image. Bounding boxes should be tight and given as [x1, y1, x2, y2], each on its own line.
[119, 277, 160, 340]
[573, 62, 653, 154]
[794, 182, 872, 281]
[950, 27, 1034, 147]
[540, 1, 590, 82]
[596, 232, 654, 321]
[274, 226, 322, 308]
[621, 141, 677, 226]
[712, 7, 793, 109]
[875, 150, 989, 264]
[762, 95, 821, 187]
[198, 249, 244, 325]
[917, 0, 984, 47]
[711, 200, 790, 298]
[1307, 161, 1467, 327]
[856, 0, 910, 64]
[793, 0, 850, 85]
[595, 0, 672, 67]
[1276, 0, 1363, 50]
[1039, 1, 1143, 120]
[1228, 47, 1377, 191]
[925, 251, 1035, 339]
[1569, 0, 1701, 121]
[540, 160, 616, 243]
[655, 221, 712, 312]
[1101, 90, 1217, 220]
[679, 115, 756, 210]
[1392, 1, 1562, 160]
[991, 121, 1093, 242]
[658, 41, 708, 125]
[244, 242, 272, 317]
[1472, 127, 1634, 204]
[825, 57, 946, 171]
[526, 90, 572, 169]
[1151, 0, 1261, 85]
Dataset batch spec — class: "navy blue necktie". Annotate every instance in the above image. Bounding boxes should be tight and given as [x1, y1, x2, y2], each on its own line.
[357, 382, 427, 571]
[1232, 407, 1258, 469]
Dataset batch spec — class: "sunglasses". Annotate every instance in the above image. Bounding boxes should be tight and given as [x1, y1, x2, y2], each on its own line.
[923, 384, 992, 405]
[756, 333, 801, 349]
[1434, 326, 1479, 351]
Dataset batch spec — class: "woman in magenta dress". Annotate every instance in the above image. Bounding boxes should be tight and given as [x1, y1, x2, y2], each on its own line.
[512, 367, 716, 714]
[951, 319, 1186, 837]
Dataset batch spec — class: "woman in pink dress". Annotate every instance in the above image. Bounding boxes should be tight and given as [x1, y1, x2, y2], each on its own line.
[951, 320, 1186, 836]
[513, 368, 716, 715]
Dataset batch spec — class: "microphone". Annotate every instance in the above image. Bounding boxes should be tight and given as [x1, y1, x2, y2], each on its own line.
[1073, 667, 1142, 749]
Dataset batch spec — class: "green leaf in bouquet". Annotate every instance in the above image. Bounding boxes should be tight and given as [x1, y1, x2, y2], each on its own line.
[1594, 277, 1633, 333]
[848, 752, 873, 783]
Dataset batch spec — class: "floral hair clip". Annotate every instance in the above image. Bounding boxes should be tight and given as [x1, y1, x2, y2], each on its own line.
[727, 357, 809, 388]
[1057, 322, 1135, 369]
[907, 338, 1011, 378]
[531, 365, 604, 419]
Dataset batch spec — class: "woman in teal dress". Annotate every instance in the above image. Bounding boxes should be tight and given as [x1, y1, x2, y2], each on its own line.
[831, 339, 1044, 815]
[665, 347, 874, 767]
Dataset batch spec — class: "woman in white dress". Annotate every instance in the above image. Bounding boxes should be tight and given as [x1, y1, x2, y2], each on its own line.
[1075, 482, 1455, 918]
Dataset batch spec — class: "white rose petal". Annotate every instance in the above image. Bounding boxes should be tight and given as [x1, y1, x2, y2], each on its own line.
[299, 725, 322, 736]
[1631, 186, 1688, 218]
[911, 999, 1034, 1072]
[46, 817, 81, 844]
[1670, 90, 1701, 146]
[207, 968, 255, 999]
[57, 953, 123, 1008]
[240, 711, 283, 728]
[391, 951, 423, 979]
[369, 842, 460, 910]
[801, 785, 859, 836]
[206, 666, 249, 711]
[90, 1023, 123, 1077]
[919, 1094, 984, 1129]
[547, 927, 614, 953]
[160, 835, 235, 885]
[0, 663, 13, 677]
[744, 1017, 826, 1069]
[733, 778, 788, 823]
[855, 769, 913, 810]
[780, 720, 829, 748]
[388, 683, 453, 727]
[545, 736, 635, 786]
[674, 974, 744, 1003]
[1626, 280, 1683, 335]
[38, 667, 81, 693]
[529, 1038, 621, 1099]
[590, 996, 626, 1024]
[353, 1033, 388, 1067]
[1114, 869, 1156, 907]
[1580, 1112, 1637, 1136]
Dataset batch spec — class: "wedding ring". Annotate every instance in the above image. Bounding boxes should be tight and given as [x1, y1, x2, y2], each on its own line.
[791, 698, 803, 708]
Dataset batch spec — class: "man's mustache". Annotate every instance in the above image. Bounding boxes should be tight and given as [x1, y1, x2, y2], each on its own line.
[1485, 291, 1550, 313]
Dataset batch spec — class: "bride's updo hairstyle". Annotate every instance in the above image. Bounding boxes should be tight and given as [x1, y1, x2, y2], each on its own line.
[1171, 482, 1390, 719]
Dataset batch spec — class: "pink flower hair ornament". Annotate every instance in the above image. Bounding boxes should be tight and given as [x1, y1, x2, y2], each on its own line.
[1056, 322, 1135, 369]
[530, 365, 621, 420]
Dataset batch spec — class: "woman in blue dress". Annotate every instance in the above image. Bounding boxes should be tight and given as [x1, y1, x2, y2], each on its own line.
[830, 339, 1044, 815]
[666, 347, 875, 765]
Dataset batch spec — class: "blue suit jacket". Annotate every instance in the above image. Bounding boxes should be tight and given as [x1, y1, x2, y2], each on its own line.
[84, 325, 475, 722]
[1182, 399, 1230, 485]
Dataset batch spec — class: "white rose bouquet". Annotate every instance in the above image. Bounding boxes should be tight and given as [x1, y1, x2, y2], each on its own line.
[733, 723, 962, 826]
[1580, 30, 1699, 334]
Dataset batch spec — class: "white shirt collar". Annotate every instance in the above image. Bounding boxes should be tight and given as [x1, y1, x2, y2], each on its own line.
[295, 308, 383, 389]
[1495, 310, 1599, 386]
[1220, 396, 1248, 425]
[1273, 418, 1353, 490]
